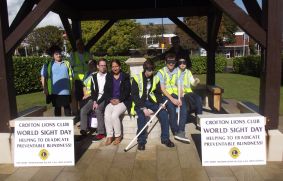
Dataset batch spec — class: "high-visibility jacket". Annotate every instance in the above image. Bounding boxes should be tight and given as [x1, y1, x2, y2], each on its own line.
[47, 60, 73, 94]
[83, 72, 94, 96]
[130, 72, 159, 115]
[158, 67, 178, 95]
[177, 69, 194, 94]
[72, 51, 91, 80]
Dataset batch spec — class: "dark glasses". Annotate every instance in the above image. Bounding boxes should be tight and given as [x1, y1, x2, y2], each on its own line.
[166, 60, 176, 64]
[178, 61, 186, 65]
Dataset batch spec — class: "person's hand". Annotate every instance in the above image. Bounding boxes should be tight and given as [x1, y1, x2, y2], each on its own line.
[110, 99, 120, 105]
[92, 101, 98, 110]
[193, 77, 200, 86]
[82, 95, 90, 100]
[171, 98, 180, 107]
[143, 108, 151, 117]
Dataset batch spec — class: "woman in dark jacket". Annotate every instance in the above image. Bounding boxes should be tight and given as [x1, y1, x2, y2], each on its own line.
[103, 60, 131, 145]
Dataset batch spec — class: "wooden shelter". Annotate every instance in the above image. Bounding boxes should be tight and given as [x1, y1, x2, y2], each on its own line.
[0, 0, 282, 132]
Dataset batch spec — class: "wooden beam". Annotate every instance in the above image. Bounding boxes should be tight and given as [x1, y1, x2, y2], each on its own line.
[0, 0, 17, 132]
[206, 10, 222, 86]
[242, 0, 262, 25]
[79, 7, 210, 20]
[71, 20, 81, 43]
[5, 0, 57, 54]
[259, 0, 283, 129]
[85, 19, 117, 50]
[59, 14, 76, 50]
[169, 17, 208, 50]
[9, 0, 36, 34]
[53, 1, 79, 20]
[210, 0, 266, 48]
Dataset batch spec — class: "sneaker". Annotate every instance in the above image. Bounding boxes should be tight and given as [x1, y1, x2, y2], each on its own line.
[174, 132, 190, 144]
[80, 130, 89, 136]
[92, 134, 105, 142]
[161, 139, 175, 147]
[137, 143, 145, 151]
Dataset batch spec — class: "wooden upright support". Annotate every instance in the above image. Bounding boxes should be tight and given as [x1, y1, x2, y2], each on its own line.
[206, 10, 222, 86]
[260, 0, 283, 129]
[0, 0, 17, 132]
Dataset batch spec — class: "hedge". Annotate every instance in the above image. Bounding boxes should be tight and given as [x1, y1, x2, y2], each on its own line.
[154, 54, 227, 74]
[13, 55, 227, 95]
[13, 56, 50, 95]
[233, 55, 283, 85]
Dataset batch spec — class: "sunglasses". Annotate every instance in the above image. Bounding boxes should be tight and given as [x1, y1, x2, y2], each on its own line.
[166, 60, 176, 64]
[178, 61, 186, 65]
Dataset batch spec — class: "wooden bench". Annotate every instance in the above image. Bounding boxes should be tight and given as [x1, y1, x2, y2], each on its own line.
[193, 84, 224, 112]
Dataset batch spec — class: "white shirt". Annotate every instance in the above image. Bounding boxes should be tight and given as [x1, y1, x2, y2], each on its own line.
[97, 72, 107, 100]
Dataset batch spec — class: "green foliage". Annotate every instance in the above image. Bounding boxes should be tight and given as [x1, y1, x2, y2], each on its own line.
[82, 20, 143, 55]
[26, 26, 64, 54]
[232, 56, 261, 77]
[153, 55, 227, 74]
[13, 56, 50, 95]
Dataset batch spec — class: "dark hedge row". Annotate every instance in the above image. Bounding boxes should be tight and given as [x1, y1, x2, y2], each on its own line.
[233, 55, 283, 85]
[13, 55, 227, 95]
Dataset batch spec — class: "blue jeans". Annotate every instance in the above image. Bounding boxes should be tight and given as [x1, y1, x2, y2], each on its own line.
[165, 94, 187, 134]
[136, 100, 170, 145]
[184, 92, 203, 115]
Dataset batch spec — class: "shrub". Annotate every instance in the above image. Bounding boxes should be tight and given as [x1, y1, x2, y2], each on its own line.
[233, 55, 261, 77]
[13, 56, 50, 95]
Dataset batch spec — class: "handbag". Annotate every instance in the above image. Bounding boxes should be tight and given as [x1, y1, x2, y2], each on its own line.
[88, 111, 98, 128]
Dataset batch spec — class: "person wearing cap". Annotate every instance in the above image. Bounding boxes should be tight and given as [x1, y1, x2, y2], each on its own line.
[70, 39, 92, 117]
[131, 59, 175, 150]
[79, 58, 108, 139]
[41, 45, 73, 116]
[177, 58, 203, 120]
[156, 53, 190, 144]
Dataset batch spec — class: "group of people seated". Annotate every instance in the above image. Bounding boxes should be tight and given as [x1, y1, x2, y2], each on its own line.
[41, 37, 203, 151]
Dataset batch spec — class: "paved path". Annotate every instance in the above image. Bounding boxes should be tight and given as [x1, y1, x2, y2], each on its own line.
[1, 100, 283, 181]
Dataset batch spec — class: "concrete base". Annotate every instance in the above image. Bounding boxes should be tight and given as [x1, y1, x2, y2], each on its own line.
[0, 133, 14, 164]
[267, 129, 283, 161]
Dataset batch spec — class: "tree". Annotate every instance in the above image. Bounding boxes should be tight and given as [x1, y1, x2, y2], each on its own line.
[81, 20, 144, 55]
[175, 15, 238, 51]
[26, 26, 64, 54]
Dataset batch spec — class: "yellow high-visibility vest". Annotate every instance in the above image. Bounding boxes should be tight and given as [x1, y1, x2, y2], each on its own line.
[177, 69, 193, 94]
[47, 60, 73, 94]
[158, 67, 178, 95]
[72, 51, 91, 80]
[130, 72, 159, 116]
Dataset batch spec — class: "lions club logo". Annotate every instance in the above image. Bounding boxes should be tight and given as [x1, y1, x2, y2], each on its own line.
[39, 149, 49, 160]
[229, 147, 240, 159]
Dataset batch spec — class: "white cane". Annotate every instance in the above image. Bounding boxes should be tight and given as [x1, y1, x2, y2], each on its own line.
[177, 79, 181, 125]
[124, 100, 168, 152]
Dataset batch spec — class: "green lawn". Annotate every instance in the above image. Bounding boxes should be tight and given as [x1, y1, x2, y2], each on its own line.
[16, 92, 48, 112]
[16, 73, 283, 115]
[197, 73, 283, 115]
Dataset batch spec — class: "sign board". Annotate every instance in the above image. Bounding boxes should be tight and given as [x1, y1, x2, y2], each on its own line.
[14, 117, 74, 167]
[199, 113, 266, 166]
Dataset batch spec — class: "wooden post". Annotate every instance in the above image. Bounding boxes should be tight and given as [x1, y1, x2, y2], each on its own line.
[206, 10, 222, 86]
[0, 0, 17, 132]
[72, 20, 81, 44]
[260, 0, 283, 129]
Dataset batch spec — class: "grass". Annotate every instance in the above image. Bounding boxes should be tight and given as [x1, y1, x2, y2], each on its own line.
[197, 73, 283, 115]
[16, 92, 48, 112]
[16, 73, 283, 115]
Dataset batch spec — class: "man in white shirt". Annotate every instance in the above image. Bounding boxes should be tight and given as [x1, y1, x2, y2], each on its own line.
[80, 58, 107, 141]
